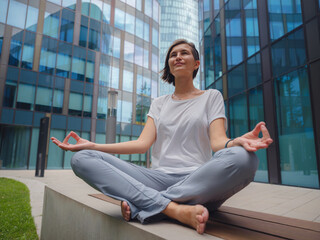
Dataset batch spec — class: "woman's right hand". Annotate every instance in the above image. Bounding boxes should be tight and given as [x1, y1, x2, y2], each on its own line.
[51, 131, 95, 152]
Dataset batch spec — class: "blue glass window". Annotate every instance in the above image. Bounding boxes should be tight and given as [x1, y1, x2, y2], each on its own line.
[214, 15, 222, 80]
[101, 23, 112, 55]
[21, 31, 36, 69]
[79, 16, 88, 47]
[203, 0, 210, 31]
[152, 54, 158, 72]
[83, 84, 93, 117]
[247, 53, 261, 88]
[62, 0, 76, 10]
[124, 41, 134, 63]
[152, 28, 158, 47]
[60, 9, 74, 43]
[244, 0, 259, 57]
[135, 45, 143, 67]
[0, 0, 8, 24]
[47, 129, 64, 169]
[228, 63, 245, 97]
[53, 77, 64, 113]
[86, 50, 95, 82]
[271, 29, 306, 77]
[90, 0, 102, 21]
[144, 22, 149, 42]
[125, 13, 135, 35]
[7, 0, 27, 29]
[123, 70, 133, 92]
[248, 87, 268, 182]
[137, 74, 151, 96]
[56, 42, 72, 78]
[3, 67, 18, 108]
[113, 36, 121, 58]
[153, 0, 159, 22]
[97, 86, 108, 119]
[9, 29, 23, 67]
[35, 86, 53, 112]
[111, 66, 119, 89]
[120, 100, 133, 123]
[144, 0, 152, 18]
[71, 46, 86, 81]
[69, 80, 83, 116]
[225, 0, 243, 69]
[39, 36, 57, 74]
[43, 7, 60, 39]
[135, 18, 144, 39]
[268, 0, 302, 41]
[81, 0, 90, 16]
[0, 24, 4, 60]
[143, 48, 149, 69]
[136, 0, 141, 11]
[114, 9, 125, 30]
[88, 19, 101, 51]
[16, 83, 36, 110]
[102, 2, 110, 23]
[204, 32, 214, 88]
[99, 54, 111, 86]
[25, 1, 39, 32]
[275, 67, 318, 188]
[229, 93, 249, 137]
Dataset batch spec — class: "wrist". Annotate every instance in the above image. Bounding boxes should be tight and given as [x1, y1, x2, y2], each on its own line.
[225, 139, 233, 148]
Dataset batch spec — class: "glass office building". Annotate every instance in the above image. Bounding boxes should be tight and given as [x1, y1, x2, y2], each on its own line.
[199, 0, 320, 188]
[0, 0, 160, 169]
[158, 0, 200, 96]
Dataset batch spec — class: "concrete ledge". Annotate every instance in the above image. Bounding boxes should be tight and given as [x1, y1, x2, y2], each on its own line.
[41, 186, 220, 240]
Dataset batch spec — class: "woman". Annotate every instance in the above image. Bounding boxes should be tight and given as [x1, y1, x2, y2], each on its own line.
[51, 39, 273, 234]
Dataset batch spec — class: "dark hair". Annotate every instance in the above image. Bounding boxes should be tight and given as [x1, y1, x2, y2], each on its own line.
[160, 39, 200, 86]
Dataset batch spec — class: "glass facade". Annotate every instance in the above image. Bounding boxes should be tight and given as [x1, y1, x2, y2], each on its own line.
[158, 0, 200, 96]
[200, 0, 320, 188]
[0, 0, 160, 169]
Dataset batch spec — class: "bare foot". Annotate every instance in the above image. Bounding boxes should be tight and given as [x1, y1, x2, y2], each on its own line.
[121, 201, 131, 221]
[163, 203, 209, 234]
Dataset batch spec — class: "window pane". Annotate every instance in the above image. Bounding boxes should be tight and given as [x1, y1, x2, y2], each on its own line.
[101, 23, 112, 55]
[62, 0, 76, 10]
[120, 101, 132, 123]
[69, 92, 83, 116]
[268, 0, 302, 41]
[79, 16, 88, 47]
[114, 8, 125, 30]
[35, 87, 52, 112]
[28, 127, 39, 169]
[247, 53, 261, 88]
[143, 48, 149, 69]
[99, 54, 111, 86]
[144, 22, 149, 42]
[39, 36, 57, 74]
[152, 54, 158, 72]
[81, 0, 90, 16]
[144, 0, 152, 18]
[152, 28, 158, 47]
[47, 129, 65, 169]
[123, 70, 133, 92]
[56, 42, 72, 77]
[271, 29, 306, 77]
[228, 63, 245, 97]
[135, 18, 143, 39]
[249, 87, 268, 183]
[43, 7, 60, 39]
[275, 67, 319, 188]
[88, 19, 100, 51]
[0, 0, 9, 24]
[111, 66, 119, 89]
[0, 25, 4, 59]
[7, 0, 27, 29]
[16, 83, 35, 110]
[21, 32, 36, 69]
[125, 13, 135, 35]
[90, 0, 102, 21]
[124, 41, 134, 63]
[86, 50, 95, 82]
[83, 94, 92, 117]
[60, 9, 74, 43]
[26, 4, 39, 32]
[53, 89, 64, 113]
[71, 46, 86, 81]
[97, 87, 107, 119]
[9, 29, 23, 67]
[135, 45, 143, 66]
[153, 0, 159, 22]
[229, 93, 248, 138]
[245, 0, 260, 57]
[102, 2, 110, 23]
[113, 36, 121, 58]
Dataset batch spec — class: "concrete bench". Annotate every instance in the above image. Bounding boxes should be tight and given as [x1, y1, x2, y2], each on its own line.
[41, 186, 320, 240]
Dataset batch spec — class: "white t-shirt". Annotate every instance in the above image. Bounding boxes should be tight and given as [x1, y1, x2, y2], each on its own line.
[147, 89, 227, 174]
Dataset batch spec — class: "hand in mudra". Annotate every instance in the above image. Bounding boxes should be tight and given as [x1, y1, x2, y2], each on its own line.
[234, 122, 273, 152]
[51, 131, 94, 152]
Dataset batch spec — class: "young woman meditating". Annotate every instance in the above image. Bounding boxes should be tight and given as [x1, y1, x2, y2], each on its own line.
[51, 39, 273, 234]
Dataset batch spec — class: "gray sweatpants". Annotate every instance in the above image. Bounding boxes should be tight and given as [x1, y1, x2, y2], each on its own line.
[71, 146, 258, 223]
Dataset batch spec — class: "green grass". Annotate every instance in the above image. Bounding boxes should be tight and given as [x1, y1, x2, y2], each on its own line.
[0, 178, 38, 240]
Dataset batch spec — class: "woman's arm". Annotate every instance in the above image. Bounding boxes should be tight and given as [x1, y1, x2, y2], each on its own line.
[51, 117, 157, 154]
[209, 119, 273, 152]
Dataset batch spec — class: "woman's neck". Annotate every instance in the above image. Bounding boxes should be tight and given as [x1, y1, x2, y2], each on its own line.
[174, 76, 197, 95]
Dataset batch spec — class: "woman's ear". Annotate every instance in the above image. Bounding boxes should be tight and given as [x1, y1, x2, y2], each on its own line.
[194, 60, 200, 70]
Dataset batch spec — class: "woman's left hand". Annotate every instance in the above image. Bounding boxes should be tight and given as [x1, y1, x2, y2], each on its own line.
[233, 122, 273, 152]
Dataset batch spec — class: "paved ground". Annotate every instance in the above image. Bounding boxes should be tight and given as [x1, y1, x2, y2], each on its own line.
[1, 170, 320, 238]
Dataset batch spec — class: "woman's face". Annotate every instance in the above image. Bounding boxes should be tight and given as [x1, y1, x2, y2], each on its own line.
[168, 43, 199, 79]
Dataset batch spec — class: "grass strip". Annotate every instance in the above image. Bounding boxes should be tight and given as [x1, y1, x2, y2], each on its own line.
[0, 178, 38, 240]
